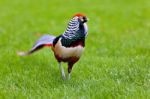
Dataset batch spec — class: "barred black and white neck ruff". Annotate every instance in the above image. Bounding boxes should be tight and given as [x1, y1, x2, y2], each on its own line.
[60, 17, 88, 47]
[62, 17, 88, 39]
[62, 17, 80, 39]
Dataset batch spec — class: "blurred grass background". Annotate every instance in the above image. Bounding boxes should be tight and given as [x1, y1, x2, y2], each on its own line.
[0, 0, 150, 98]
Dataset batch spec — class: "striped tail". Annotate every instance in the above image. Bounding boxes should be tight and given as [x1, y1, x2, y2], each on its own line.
[17, 34, 56, 56]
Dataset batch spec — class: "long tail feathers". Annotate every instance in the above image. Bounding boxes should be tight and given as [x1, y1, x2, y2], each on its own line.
[17, 34, 56, 56]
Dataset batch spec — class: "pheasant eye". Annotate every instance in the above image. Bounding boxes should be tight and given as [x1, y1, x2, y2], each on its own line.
[83, 16, 86, 19]
[82, 16, 88, 23]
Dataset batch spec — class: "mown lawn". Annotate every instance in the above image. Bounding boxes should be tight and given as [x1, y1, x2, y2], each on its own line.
[0, 0, 150, 98]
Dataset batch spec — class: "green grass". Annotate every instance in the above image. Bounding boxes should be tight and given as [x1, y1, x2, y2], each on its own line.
[0, 0, 150, 98]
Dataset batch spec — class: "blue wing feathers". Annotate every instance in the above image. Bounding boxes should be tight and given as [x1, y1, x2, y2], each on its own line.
[17, 34, 56, 56]
[31, 35, 56, 50]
